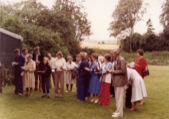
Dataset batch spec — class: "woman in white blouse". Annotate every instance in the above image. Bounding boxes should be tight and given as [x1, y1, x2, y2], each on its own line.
[127, 68, 147, 111]
[65, 56, 77, 92]
[54, 51, 66, 98]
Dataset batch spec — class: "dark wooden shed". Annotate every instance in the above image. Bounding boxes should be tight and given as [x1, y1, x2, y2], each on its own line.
[0, 28, 23, 68]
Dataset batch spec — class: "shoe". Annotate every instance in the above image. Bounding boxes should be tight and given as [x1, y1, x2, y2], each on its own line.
[90, 98, 95, 103]
[112, 112, 117, 115]
[47, 95, 50, 98]
[112, 114, 122, 118]
[94, 99, 99, 104]
[85, 97, 89, 101]
[41, 94, 46, 98]
[18, 93, 23, 96]
[130, 108, 137, 111]
[66, 91, 68, 93]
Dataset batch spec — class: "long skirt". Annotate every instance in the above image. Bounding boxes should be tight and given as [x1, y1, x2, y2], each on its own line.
[88, 74, 100, 95]
[131, 78, 147, 102]
[100, 82, 110, 106]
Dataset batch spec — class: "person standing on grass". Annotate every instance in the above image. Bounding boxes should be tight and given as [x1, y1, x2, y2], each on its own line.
[65, 56, 77, 93]
[134, 49, 147, 105]
[100, 53, 112, 106]
[87, 53, 101, 104]
[110, 51, 115, 98]
[54, 51, 66, 98]
[0, 62, 4, 93]
[22, 54, 36, 97]
[75, 54, 82, 94]
[110, 49, 128, 118]
[33, 46, 44, 91]
[77, 52, 89, 101]
[84, 52, 91, 100]
[47, 53, 56, 87]
[127, 68, 147, 111]
[12, 49, 25, 95]
[38, 57, 51, 98]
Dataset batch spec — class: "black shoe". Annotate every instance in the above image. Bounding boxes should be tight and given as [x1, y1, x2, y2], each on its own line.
[41, 95, 46, 98]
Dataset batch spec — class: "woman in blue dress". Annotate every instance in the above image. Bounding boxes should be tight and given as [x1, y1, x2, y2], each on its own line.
[87, 53, 101, 104]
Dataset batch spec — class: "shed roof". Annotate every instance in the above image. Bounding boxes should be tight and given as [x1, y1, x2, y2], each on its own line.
[0, 28, 23, 41]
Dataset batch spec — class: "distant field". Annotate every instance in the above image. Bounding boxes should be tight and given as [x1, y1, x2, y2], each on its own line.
[81, 41, 119, 50]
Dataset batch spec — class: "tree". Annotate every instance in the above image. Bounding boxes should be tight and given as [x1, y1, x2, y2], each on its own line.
[146, 18, 154, 34]
[160, 0, 169, 29]
[53, 0, 91, 41]
[109, 0, 146, 52]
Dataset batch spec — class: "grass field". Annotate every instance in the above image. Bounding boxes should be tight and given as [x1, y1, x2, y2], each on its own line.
[0, 65, 169, 119]
[81, 41, 119, 50]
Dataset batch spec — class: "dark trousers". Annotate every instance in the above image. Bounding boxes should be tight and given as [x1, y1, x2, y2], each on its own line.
[125, 85, 132, 109]
[42, 77, 50, 94]
[84, 75, 90, 98]
[14, 73, 23, 94]
[0, 79, 2, 93]
[35, 72, 42, 90]
[110, 82, 115, 97]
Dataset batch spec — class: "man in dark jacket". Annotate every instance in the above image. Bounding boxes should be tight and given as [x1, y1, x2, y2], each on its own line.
[33, 46, 44, 91]
[12, 49, 25, 95]
[0, 62, 4, 93]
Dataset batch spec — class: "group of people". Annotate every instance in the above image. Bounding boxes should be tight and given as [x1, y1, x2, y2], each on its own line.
[11, 46, 148, 118]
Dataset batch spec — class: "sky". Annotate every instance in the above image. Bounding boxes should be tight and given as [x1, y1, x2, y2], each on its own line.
[2, 0, 165, 41]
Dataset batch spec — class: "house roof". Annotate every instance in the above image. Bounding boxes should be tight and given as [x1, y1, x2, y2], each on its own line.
[0, 28, 23, 41]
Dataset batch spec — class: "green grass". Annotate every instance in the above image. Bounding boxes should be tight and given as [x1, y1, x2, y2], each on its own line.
[0, 65, 169, 119]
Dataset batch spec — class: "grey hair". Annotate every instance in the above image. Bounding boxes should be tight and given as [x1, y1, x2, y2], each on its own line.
[112, 48, 120, 55]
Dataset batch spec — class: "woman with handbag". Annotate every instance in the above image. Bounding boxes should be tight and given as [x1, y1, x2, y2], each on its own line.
[134, 49, 148, 78]
[65, 56, 77, 93]
[134, 49, 148, 105]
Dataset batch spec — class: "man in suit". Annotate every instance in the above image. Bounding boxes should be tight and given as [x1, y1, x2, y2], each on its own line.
[12, 49, 25, 95]
[110, 51, 115, 97]
[33, 46, 44, 91]
[0, 62, 4, 93]
[111, 49, 128, 118]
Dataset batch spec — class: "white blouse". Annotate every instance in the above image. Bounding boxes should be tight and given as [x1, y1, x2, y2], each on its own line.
[66, 62, 77, 71]
[55, 58, 66, 71]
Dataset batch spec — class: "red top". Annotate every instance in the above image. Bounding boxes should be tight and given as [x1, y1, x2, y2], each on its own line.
[134, 57, 147, 78]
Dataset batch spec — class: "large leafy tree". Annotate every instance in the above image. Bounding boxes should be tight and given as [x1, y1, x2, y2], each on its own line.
[53, 0, 91, 41]
[0, 0, 89, 56]
[109, 0, 146, 52]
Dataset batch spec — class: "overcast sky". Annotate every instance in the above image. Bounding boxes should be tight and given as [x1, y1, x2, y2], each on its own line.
[3, 0, 165, 41]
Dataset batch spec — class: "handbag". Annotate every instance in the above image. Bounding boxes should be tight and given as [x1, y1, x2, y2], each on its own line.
[142, 65, 150, 77]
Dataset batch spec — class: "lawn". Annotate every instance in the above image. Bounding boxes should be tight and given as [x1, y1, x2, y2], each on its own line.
[0, 65, 169, 119]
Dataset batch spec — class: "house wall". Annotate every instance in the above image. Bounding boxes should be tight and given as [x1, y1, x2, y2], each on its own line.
[0, 32, 22, 68]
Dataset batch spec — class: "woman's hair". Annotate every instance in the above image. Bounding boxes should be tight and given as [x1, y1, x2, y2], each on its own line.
[67, 56, 73, 60]
[80, 52, 85, 59]
[14, 48, 20, 54]
[26, 54, 33, 59]
[104, 53, 112, 62]
[91, 53, 98, 60]
[137, 49, 144, 56]
[57, 51, 63, 57]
